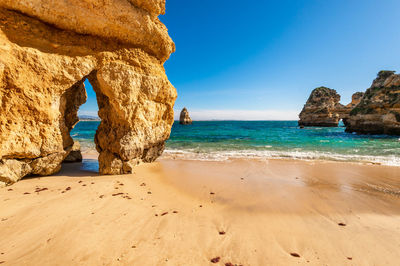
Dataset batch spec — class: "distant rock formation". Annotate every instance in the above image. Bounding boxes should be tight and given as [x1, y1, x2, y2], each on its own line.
[299, 87, 365, 127]
[179, 108, 193, 125]
[298, 87, 343, 127]
[0, 0, 176, 186]
[345, 71, 400, 135]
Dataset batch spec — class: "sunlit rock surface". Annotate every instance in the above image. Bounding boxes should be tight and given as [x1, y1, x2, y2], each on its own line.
[346, 71, 400, 135]
[0, 0, 176, 186]
[298, 87, 344, 127]
[179, 108, 193, 125]
[299, 87, 365, 127]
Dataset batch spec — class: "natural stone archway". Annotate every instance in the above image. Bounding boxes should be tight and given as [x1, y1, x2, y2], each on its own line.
[298, 87, 363, 127]
[0, 1, 177, 186]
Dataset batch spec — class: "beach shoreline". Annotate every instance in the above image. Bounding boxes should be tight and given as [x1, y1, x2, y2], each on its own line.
[1, 156, 400, 265]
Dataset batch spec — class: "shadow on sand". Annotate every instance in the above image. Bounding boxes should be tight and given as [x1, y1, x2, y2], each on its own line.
[55, 159, 99, 177]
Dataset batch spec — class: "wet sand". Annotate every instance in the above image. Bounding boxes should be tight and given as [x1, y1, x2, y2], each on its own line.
[0, 157, 400, 265]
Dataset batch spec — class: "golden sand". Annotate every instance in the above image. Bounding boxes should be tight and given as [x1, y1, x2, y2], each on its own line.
[0, 157, 399, 265]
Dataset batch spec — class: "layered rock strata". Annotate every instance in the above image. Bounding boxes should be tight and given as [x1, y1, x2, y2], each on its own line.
[0, 0, 177, 186]
[179, 108, 193, 125]
[345, 71, 400, 135]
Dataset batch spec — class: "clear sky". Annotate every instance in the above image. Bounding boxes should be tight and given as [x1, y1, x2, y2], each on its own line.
[79, 0, 400, 120]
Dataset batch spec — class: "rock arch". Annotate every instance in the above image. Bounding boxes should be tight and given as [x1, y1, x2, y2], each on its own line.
[0, 1, 177, 186]
[298, 87, 363, 127]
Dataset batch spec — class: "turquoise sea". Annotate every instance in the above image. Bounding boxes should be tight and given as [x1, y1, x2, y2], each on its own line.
[71, 121, 400, 166]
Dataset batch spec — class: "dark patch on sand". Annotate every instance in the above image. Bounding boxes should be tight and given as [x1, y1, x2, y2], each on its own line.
[35, 187, 48, 193]
[211, 257, 220, 263]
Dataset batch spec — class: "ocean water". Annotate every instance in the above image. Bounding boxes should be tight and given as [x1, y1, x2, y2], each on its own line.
[71, 121, 400, 166]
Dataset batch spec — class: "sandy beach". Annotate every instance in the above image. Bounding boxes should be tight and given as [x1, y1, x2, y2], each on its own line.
[1, 156, 399, 265]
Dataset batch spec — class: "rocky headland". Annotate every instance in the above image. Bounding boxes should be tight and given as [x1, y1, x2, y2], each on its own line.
[179, 108, 193, 125]
[345, 71, 400, 135]
[299, 71, 400, 135]
[0, 0, 177, 186]
[298, 87, 362, 127]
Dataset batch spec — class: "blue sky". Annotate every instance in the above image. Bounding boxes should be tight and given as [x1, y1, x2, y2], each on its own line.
[79, 0, 400, 120]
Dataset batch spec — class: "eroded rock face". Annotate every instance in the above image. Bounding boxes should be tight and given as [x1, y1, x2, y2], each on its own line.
[0, 1, 176, 186]
[345, 71, 400, 135]
[346, 92, 364, 108]
[179, 108, 192, 125]
[298, 87, 365, 127]
[298, 87, 343, 127]
[340, 92, 364, 126]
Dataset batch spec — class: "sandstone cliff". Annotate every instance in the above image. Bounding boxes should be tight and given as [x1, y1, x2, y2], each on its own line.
[179, 108, 193, 125]
[0, 0, 177, 186]
[346, 92, 364, 108]
[345, 71, 400, 135]
[340, 92, 364, 126]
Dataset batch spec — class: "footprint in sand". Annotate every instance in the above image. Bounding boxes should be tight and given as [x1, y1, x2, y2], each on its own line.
[210, 257, 220, 263]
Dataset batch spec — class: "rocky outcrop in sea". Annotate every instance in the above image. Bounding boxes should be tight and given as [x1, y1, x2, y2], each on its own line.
[179, 108, 193, 125]
[298, 87, 346, 127]
[0, 0, 177, 186]
[345, 71, 400, 135]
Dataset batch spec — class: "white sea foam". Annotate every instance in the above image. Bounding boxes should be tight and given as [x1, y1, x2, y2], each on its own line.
[163, 149, 400, 166]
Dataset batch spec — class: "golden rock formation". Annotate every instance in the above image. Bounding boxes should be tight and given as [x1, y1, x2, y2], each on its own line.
[179, 108, 193, 125]
[0, 0, 177, 186]
[298, 87, 364, 127]
[346, 71, 400, 135]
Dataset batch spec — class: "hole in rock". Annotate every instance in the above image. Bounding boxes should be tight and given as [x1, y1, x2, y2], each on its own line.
[68, 78, 100, 173]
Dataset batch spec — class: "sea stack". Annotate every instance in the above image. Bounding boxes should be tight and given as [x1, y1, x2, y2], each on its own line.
[299, 87, 344, 127]
[0, 0, 177, 186]
[345, 71, 400, 135]
[179, 108, 193, 125]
